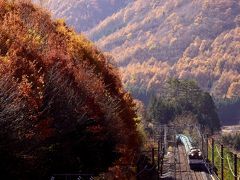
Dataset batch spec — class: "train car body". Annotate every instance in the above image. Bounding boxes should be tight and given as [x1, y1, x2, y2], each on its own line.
[176, 134, 203, 167]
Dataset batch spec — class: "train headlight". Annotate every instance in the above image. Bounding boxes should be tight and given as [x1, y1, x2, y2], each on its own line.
[190, 153, 194, 156]
[198, 152, 202, 156]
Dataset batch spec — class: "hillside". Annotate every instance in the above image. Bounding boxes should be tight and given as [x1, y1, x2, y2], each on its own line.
[33, 0, 133, 32]
[88, 0, 240, 99]
[147, 79, 220, 131]
[218, 98, 240, 125]
[0, 1, 140, 179]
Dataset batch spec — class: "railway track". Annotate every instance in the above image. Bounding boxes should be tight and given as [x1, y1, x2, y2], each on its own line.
[177, 145, 192, 180]
[176, 145, 210, 180]
[192, 171, 206, 180]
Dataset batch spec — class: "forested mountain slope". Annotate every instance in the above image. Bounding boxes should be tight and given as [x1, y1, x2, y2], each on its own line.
[88, 0, 240, 98]
[0, 1, 140, 179]
[33, 0, 133, 32]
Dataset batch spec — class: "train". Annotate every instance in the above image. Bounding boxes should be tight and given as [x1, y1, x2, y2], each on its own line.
[176, 134, 203, 168]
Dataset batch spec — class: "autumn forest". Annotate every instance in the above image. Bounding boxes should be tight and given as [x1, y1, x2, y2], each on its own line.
[0, 0, 240, 179]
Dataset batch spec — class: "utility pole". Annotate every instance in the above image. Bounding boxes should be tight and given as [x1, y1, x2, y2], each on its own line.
[221, 145, 224, 180]
[164, 125, 167, 154]
[160, 126, 164, 177]
[212, 138, 215, 170]
[158, 140, 160, 171]
[174, 129, 177, 180]
[160, 147, 164, 176]
[206, 134, 209, 160]
[234, 154, 238, 180]
[152, 147, 155, 165]
[157, 140, 160, 180]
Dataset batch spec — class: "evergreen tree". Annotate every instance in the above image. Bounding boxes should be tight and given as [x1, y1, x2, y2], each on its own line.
[147, 79, 220, 131]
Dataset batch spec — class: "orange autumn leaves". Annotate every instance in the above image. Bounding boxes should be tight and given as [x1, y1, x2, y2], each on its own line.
[0, 1, 140, 178]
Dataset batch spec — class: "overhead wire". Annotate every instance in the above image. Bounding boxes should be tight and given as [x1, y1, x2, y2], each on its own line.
[136, 165, 148, 177]
[135, 156, 156, 176]
[215, 144, 224, 160]
[226, 154, 238, 178]
[203, 134, 240, 180]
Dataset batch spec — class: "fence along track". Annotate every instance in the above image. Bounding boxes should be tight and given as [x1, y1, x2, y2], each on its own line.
[207, 138, 240, 180]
